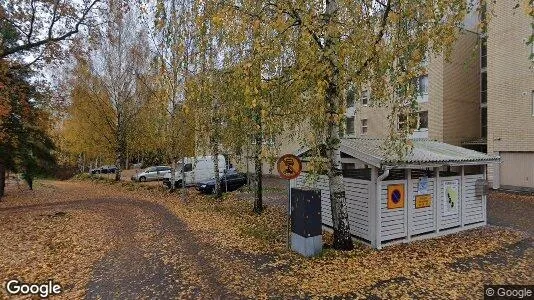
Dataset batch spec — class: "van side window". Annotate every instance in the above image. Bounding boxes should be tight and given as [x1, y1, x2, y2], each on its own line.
[184, 163, 193, 172]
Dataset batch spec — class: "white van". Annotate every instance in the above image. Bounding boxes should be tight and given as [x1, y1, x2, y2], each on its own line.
[163, 155, 226, 188]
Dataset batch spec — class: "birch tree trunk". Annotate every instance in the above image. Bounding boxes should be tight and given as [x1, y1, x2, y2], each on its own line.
[181, 157, 186, 200]
[125, 152, 129, 170]
[324, 0, 353, 250]
[170, 159, 177, 192]
[253, 132, 263, 214]
[212, 144, 221, 198]
[115, 131, 126, 182]
[211, 99, 222, 198]
[246, 151, 250, 188]
[78, 154, 83, 173]
[325, 108, 354, 250]
[115, 154, 122, 181]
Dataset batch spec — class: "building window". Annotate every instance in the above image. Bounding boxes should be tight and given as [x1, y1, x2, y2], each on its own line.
[346, 117, 355, 135]
[531, 91, 534, 116]
[418, 111, 428, 130]
[361, 90, 370, 106]
[361, 119, 368, 134]
[481, 107, 487, 137]
[346, 87, 355, 108]
[417, 75, 429, 96]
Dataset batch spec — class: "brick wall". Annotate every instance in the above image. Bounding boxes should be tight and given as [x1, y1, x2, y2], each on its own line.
[485, 1, 534, 186]
[442, 31, 481, 146]
[487, 1, 534, 154]
[349, 30, 480, 145]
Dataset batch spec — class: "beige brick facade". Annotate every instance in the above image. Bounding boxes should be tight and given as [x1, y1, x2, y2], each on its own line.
[486, 1, 534, 188]
[442, 32, 481, 146]
[350, 31, 480, 147]
[487, 2, 534, 153]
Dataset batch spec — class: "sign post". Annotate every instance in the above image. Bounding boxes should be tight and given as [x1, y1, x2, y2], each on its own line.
[276, 154, 303, 249]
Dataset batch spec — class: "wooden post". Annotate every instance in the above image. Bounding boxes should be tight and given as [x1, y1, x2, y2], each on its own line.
[406, 169, 412, 242]
[369, 167, 378, 248]
[375, 168, 389, 250]
[376, 179, 382, 250]
[434, 167, 440, 233]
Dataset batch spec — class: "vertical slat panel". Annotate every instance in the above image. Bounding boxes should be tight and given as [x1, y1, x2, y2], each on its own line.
[439, 176, 461, 230]
[462, 174, 485, 224]
[294, 173, 371, 240]
[380, 179, 408, 241]
[411, 178, 436, 235]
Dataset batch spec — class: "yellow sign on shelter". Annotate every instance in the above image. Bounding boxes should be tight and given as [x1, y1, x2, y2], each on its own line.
[415, 194, 432, 209]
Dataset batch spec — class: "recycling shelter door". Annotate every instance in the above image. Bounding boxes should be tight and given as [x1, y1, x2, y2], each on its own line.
[381, 180, 408, 241]
[438, 177, 461, 230]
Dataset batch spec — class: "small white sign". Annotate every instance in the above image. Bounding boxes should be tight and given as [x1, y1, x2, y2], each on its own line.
[418, 176, 429, 194]
[443, 180, 459, 216]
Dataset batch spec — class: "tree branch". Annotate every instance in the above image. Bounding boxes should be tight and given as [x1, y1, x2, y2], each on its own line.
[27, 0, 36, 43]
[354, 0, 392, 76]
[0, 0, 100, 59]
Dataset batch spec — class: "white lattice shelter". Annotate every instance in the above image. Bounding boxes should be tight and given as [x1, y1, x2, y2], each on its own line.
[291, 138, 500, 249]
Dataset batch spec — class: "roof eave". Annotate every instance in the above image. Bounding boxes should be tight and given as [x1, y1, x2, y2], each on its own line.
[382, 159, 500, 169]
[340, 144, 382, 168]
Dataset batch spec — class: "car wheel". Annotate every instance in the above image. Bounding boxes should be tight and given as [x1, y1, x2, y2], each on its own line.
[139, 176, 146, 182]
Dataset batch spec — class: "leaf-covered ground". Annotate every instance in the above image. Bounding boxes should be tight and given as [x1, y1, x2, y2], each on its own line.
[0, 179, 532, 299]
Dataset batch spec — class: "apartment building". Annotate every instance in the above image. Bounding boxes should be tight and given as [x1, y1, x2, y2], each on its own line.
[346, 30, 481, 148]
[485, 1, 534, 189]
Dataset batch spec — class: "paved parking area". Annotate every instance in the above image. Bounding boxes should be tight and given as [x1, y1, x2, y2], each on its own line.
[488, 191, 534, 236]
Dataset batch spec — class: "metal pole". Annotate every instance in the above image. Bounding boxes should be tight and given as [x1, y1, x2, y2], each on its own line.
[287, 179, 291, 249]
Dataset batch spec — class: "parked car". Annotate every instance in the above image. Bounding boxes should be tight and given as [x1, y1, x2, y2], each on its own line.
[163, 155, 226, 189]
[131, 166, 171, 182]
[196, 171, 248, 194]
[131, 162, 143, 169]
[90, 165, 117, 174]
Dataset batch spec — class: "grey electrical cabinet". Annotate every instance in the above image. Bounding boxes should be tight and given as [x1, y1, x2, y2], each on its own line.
[290, 188, 322, 257]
